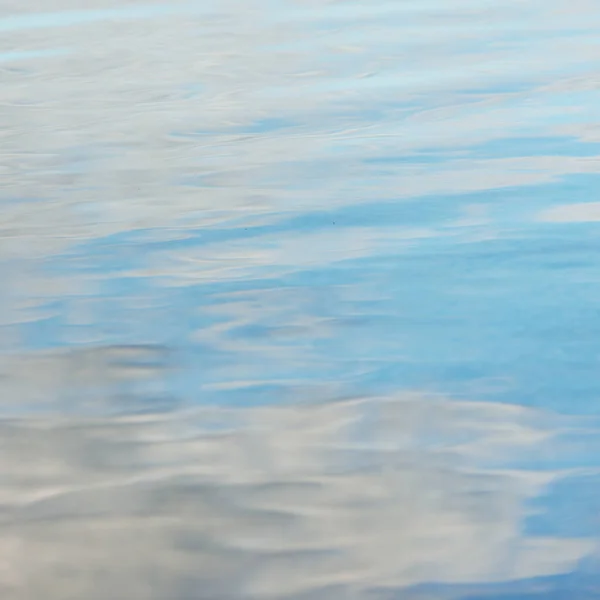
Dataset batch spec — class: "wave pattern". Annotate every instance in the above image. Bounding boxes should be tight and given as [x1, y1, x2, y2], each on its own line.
[0, 395, 597, 599]
[2, 0, 600, 597]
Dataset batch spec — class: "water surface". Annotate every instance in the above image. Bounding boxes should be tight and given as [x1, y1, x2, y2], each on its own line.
[2, 0, 600, 597]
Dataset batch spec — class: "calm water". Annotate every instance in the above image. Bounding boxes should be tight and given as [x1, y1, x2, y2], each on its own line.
[2, 0, 600, 597]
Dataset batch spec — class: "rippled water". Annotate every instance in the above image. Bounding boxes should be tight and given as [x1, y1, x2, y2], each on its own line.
[2, 0, 600, 597]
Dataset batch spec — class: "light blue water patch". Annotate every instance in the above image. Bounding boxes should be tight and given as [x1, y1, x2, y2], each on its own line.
[395, 136, 600, 162]
[36, 176, 600, 413]
[240, 117, 296, 134]
[264, 57, 600, 101]
[179, 82, 204, 99]
[536, 89, 600, 108]
[460, 80, 544, 95]
[42, 231, 600, 412]
[0, 195, 47, 204]
[19, 310, 66, 351]
[406, 571, 600, 599]
[464, 136, 600, 159]
[277, 232, 600, 413]
[364, 153, 449, 165]
[37, 172, 600, 418]
[524, 473, 600, 539]
[0, 48, 71, 62]
[171, 117, 296, 138]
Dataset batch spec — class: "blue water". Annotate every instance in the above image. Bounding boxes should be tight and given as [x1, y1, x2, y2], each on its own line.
[2, 0, 600, 597]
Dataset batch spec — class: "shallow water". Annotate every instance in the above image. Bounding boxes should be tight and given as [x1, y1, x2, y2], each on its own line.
[2, 0, 600, 597]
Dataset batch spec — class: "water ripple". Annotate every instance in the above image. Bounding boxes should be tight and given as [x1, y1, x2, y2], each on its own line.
[2, 0, 600, 597]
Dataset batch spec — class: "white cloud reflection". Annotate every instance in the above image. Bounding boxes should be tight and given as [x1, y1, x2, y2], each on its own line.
[538, 202, 600, 223]
[0, 390, 596, 599]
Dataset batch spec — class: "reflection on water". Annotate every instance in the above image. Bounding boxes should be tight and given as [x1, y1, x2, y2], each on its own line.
[1, 395, 597, 598]
[2, 0, 600, 597]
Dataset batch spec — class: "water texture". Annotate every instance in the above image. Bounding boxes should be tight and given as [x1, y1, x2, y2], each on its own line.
[2, 0, 600, 597]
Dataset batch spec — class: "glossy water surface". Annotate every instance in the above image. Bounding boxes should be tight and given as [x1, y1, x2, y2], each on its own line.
[2, 0, 600, 598]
